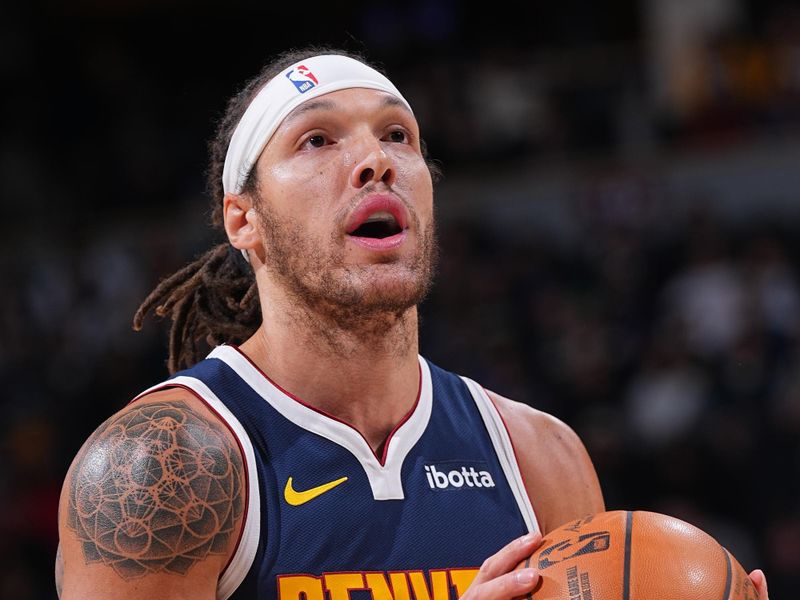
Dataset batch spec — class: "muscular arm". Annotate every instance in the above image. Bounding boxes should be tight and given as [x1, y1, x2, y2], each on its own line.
[57, 389, 246, 600]
[489, 391, 605, 534]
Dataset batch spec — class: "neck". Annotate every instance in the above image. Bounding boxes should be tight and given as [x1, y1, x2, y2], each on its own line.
[239, 283, 421, 453]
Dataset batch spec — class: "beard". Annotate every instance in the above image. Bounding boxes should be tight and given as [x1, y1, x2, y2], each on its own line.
[254, 198, 438, 332]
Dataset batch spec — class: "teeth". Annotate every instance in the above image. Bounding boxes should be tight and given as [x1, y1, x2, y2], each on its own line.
[363, 211, 396, 224]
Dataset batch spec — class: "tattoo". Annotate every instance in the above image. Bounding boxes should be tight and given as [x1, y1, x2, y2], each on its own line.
[67, 401, 245, 579]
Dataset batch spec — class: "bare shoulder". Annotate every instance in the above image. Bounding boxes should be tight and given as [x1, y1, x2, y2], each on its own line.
[487, 390, 605, 534]
[488, 391, 584, 451]
[57, 387, 246, 600]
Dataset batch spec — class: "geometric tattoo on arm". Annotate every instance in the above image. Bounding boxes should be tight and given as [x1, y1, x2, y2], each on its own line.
[67, 400, 245, 580]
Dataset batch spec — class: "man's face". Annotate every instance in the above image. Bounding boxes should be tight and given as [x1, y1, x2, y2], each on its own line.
[251, 87, 436, 320]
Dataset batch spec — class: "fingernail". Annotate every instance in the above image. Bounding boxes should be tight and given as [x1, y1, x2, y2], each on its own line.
[515, 569, 537, 585]
[519, 533, 536, 545]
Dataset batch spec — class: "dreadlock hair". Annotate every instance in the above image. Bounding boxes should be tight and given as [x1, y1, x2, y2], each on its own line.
[134, 46, 442, 374]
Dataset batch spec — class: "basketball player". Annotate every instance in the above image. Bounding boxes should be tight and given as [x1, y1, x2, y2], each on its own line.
[55, 48, 769, 599]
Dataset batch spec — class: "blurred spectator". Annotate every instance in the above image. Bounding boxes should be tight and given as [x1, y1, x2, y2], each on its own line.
[661, 219, 747, 358]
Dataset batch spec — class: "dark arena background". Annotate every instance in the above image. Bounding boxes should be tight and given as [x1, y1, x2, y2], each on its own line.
[2, 0, 800, 597]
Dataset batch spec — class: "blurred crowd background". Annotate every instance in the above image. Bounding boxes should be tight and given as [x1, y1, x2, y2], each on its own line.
[2, 0, 800, 597]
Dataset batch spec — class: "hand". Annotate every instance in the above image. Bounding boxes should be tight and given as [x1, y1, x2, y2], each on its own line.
[749, 569, 769, 599]
[460, 533, 542, 599]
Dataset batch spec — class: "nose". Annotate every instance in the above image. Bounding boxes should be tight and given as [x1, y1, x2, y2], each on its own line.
[350, 140, 396, 188]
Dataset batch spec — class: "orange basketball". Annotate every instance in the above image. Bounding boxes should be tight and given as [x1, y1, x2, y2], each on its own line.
[517, 511, 758, 600]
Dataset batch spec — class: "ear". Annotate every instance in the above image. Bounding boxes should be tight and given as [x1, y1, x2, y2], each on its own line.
[223, 193, 261, 257]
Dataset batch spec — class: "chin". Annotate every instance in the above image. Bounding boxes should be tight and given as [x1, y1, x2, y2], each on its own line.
[329, 264, 432, 313]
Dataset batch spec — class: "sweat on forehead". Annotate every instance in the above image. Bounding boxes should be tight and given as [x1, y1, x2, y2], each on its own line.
[222, 54, 413, 196]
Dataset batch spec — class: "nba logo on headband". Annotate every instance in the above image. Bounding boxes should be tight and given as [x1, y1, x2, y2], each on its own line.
[285, 65, 319, 93]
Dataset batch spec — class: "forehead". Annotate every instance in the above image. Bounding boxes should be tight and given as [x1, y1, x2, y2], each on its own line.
[278, 88, 414, 129]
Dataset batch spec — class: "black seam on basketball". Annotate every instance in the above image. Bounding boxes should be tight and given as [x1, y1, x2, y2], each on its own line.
[722, 548, 733, 600]
[623, 511, 633, 600]
[525, 556, 533, 600]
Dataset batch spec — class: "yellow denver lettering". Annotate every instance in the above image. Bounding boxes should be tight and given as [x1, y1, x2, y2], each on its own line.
[279, 568, 479, 599]
[449, 568, 479, 597]
[365, 572, 412, 600]
[324, 572, 366, 600]
[408, 570, 450, 600]
[278, 574, 324, 600]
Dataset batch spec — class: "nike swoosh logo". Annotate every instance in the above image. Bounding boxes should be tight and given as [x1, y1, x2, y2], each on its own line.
[284, 476, 349, 506]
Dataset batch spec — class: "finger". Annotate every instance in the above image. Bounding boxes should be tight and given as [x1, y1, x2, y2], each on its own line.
[472, 532, 542, 586]
[468, 568, 540, 600]
[749, 569, 768, 599]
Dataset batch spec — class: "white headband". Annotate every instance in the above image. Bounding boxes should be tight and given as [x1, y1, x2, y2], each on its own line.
[222, 54, 412, 195]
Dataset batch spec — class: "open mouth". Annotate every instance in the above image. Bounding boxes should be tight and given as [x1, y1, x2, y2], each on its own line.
[349, 211, 404, 239]
[345, 195, 409, 248]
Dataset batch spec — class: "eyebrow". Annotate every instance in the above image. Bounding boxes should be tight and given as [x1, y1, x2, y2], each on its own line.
[283, 98, 337, 124]
[282, 94, 412, 127]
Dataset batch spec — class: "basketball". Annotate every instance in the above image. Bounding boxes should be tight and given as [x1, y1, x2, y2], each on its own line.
[517, 511, 759, 600]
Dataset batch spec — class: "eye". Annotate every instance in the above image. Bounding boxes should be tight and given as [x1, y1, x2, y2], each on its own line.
[387, 129, 407, 143]
[307, 134, 326, 148]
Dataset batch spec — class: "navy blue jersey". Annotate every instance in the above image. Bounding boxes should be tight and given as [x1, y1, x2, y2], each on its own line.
[140, 345, 538, 599]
